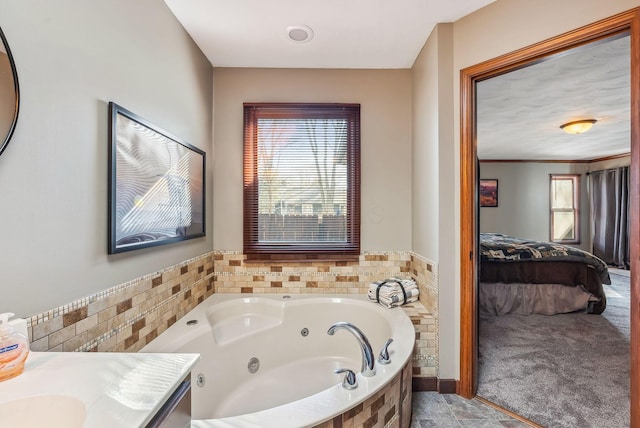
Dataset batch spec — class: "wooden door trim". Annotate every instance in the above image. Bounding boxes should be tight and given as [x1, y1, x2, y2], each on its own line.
[459, 8, 640, 427]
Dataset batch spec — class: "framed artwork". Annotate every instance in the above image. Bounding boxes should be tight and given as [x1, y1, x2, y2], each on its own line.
[479, 179, 498, 207]
[108, 102, 205, 254]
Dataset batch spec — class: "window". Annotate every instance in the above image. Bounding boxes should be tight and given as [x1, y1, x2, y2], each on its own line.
[243, 103, 360, 260]
[549, 174, 580, 243]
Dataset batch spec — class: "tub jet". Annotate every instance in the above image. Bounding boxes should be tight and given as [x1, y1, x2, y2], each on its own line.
[196, 373, 205, 387]
[248, 357, 260, 374]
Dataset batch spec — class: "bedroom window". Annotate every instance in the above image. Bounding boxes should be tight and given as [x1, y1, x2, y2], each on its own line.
[549, 174, 580, 244]
[243, 103, 361, 260]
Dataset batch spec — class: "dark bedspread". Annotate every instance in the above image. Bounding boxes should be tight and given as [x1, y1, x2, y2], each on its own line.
[479, 233, 610, 314]
[480, 233, 611, 285]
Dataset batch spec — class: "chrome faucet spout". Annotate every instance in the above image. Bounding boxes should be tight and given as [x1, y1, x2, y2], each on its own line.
[327, 321, 375, 377]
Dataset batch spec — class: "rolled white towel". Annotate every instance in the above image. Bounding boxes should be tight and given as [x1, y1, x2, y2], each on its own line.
[373, 288, 420, 308]
[367, 277, 419, 308]
[368, 278, 417, 296]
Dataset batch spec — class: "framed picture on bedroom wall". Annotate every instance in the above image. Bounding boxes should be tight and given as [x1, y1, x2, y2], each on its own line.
[480, 179, 498, 207]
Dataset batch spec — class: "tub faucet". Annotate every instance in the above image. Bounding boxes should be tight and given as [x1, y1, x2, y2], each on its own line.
[327, 321, 375, 377]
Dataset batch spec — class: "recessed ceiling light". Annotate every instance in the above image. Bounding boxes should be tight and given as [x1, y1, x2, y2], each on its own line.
[286, 25, 314, 43]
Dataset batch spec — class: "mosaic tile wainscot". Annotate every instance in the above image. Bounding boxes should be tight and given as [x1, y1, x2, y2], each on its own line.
[27, 253, 216, 353]
[24, 250, 439, 384]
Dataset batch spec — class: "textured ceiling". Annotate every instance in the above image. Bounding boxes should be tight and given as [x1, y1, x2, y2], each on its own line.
[477, 35, 631, 161]
[162, 0, 496, 69]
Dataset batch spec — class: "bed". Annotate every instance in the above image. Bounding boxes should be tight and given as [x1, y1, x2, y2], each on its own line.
[479, 233, 610, 315]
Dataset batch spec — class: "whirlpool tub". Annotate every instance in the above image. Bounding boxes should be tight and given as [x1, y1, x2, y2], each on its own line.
[141, 294, 415, 427]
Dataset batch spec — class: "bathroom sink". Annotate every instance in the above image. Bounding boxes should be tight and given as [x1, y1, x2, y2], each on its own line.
[0, 394, 86, 427]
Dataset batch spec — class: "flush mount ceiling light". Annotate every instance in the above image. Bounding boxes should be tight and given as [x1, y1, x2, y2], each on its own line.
[560, 119, 597, 135]
[286, 25, 314, 43]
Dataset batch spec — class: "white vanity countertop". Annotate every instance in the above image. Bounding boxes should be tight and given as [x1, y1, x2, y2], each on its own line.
[0, 351, 199, 428]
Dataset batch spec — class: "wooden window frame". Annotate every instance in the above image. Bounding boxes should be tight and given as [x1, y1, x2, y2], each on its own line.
[243, 102, 361, 261]
[549, 174, 581, 244]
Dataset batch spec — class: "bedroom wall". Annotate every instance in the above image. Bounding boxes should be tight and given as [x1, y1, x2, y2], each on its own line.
[479, 162, 591, 251]
[0, 0, 214, 317]
[212, 68, 412, 252]
[589, 154, 631, 172]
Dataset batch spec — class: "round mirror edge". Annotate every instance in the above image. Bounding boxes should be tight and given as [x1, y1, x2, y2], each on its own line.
[0, 26, 20, 157]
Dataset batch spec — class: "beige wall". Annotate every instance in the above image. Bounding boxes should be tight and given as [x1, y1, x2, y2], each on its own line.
[590, 154, 631, 172]
[411, 23, 457, 377]
[0, 0, 213, 317]
[412, 27, 442, 261]
[213, 68, 412, 252]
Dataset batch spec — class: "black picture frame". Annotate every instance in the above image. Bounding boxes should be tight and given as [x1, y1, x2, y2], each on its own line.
[108, 102, 205, 254]
[479, 179, 498, 207]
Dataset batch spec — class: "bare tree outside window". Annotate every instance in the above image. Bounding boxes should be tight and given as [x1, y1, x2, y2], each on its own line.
[244, 103, 360, 259]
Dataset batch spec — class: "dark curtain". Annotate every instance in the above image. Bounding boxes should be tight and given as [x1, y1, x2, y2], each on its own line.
[589, 166, 630, 269]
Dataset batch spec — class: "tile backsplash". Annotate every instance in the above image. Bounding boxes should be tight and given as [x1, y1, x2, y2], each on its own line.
[214, 251, 413, 294]
[25, 250, 439, 377]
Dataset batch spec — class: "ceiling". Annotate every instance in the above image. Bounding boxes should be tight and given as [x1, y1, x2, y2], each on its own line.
[162, 0, 496, 69]
[477, 35, 631, 161]
[162, 1, 630, 161]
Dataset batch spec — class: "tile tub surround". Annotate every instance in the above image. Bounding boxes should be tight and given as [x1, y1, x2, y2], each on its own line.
[313, 358, 413, 428]
[26, 253, 216, 353]
[23, 249, 439, 383]
[411, 253, 438, 317]
[408, 253, 439, 379]
[213, 251, 415, 295]
[214, 251, 440, 379]
[402, 303, 438, 378]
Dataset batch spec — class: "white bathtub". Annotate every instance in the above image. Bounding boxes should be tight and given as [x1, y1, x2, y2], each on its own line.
[141, 294, 415, 428]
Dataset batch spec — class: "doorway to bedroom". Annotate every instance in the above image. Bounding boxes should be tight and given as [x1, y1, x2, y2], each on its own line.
[459, 7, 639, 428]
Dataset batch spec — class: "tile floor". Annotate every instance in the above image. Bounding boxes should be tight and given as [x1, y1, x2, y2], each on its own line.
[411, 392, 531, 427]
